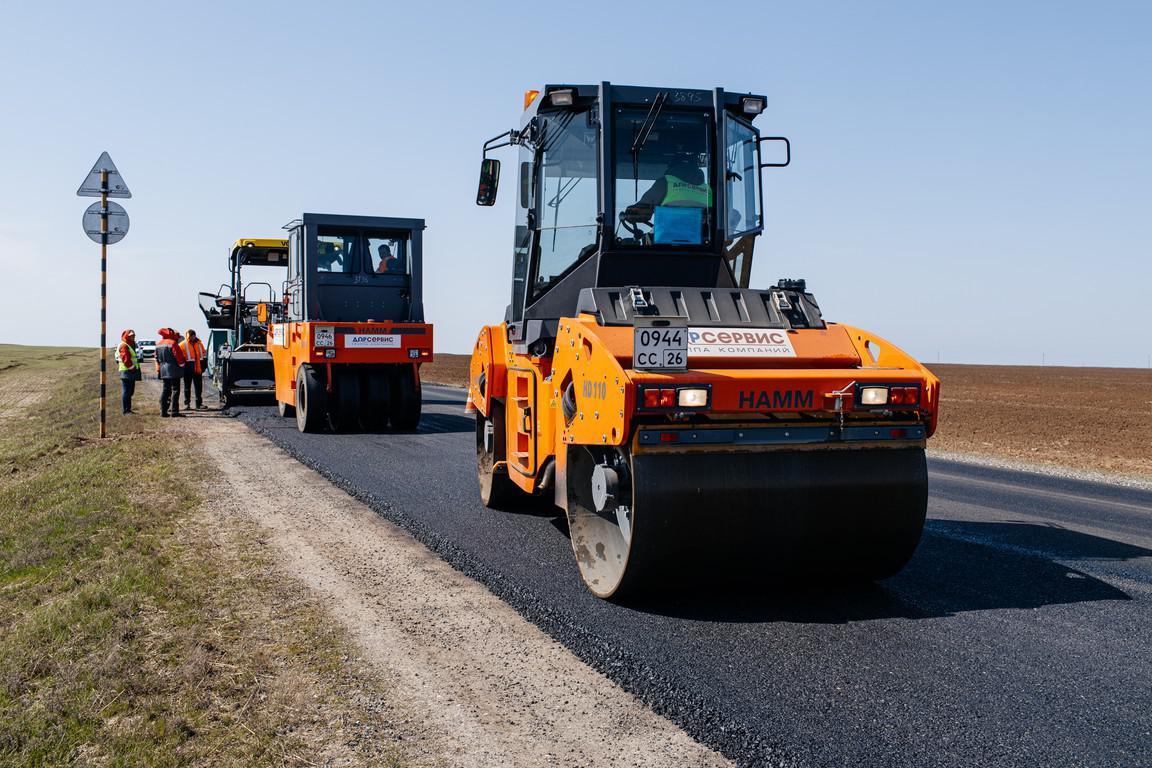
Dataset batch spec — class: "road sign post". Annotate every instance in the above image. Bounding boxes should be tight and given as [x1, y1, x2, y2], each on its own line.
[78, 152, 131, 438]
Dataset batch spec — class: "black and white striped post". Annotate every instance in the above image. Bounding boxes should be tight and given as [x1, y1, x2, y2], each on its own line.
[78, 152, 131, 438]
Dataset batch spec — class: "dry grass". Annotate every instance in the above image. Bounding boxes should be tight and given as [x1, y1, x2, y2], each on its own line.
[0, 345, 90, 421]
[0, 348, 409, 767]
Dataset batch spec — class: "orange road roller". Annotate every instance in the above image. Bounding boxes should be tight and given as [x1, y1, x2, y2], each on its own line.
[269, 213, 433, 432]
[467, 83, 940, 599]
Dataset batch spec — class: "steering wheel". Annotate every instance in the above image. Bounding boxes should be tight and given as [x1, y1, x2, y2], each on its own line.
[618, 211, 653, 244]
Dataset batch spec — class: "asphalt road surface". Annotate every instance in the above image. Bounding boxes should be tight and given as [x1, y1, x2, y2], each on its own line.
[232, 384, 1152, 768]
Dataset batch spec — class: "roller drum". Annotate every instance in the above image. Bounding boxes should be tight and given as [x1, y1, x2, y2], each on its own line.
[567, 447, 928, 599]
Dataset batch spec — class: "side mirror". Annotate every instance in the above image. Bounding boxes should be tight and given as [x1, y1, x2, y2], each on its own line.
[256, 303, 269, 323]
[759, 136, 791, 168]
[476, 158, 501, 206]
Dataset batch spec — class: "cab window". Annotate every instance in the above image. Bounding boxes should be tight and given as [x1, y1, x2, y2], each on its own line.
[367, 235, 408, 275]
[532, 108, 599, 299]
[724, 117, 763, 240]
[316, 229, 356, 273]
[614, 109, 713, 247]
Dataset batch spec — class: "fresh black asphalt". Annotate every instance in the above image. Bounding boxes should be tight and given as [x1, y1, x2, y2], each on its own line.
[232, 383, 1152, 768]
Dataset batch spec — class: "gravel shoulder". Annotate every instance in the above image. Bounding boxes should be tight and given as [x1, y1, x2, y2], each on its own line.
[178, 413, 730, 768]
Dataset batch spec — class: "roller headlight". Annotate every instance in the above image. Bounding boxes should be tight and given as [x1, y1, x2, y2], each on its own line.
[859, 386, 889, 406]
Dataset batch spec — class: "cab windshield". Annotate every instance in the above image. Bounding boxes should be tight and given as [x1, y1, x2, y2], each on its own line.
[614, 107, 713, 247]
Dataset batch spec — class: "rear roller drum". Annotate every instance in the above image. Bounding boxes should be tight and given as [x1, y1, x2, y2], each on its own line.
[327, 369, 361, 432]
[295, 365, 326, 433]
[476, 400, 520, 509]
[389, 364, 421, 431]
[565, 446, 929, 600]
[360, 370, 390, 432]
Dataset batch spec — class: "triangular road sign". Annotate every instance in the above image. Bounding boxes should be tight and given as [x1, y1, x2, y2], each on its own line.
[77, 151, 132, 198]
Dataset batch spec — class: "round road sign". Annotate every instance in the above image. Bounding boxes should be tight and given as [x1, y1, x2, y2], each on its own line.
[82, 201, 130, 244]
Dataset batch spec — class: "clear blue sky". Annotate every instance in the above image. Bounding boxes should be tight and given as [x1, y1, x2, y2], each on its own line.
[1, 0, 1148, 366]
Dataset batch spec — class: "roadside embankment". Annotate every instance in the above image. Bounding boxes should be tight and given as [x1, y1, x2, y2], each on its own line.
[0, 346, 410, 766]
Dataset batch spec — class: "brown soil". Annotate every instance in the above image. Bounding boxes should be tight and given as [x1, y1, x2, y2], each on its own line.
[422, 354, 1152, 480]
[929, 363, 1152, 478]
[420, 355, 470, 388]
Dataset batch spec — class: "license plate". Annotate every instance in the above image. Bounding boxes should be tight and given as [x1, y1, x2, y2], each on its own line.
[633, 319, 688, 371]
[314, 326, 335, 347]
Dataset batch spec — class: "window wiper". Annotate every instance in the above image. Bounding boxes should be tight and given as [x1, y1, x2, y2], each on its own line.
[631, 91, 668, 155]
[630, 92, 668, 198]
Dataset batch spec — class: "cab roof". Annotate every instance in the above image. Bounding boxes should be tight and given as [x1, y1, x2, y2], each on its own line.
[230, 238, 289, 268]
[523, 82, 768, 119]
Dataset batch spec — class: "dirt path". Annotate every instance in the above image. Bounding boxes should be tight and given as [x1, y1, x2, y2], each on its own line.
[175, 412, 730, 767]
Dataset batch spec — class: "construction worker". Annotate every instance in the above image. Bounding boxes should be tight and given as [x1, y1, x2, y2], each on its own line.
[623, 158, 712, 222]
[180, 329, 207, 410]
[317, 241, 344, 272]
[155, 327, 186, 417]
[117, 329, 142, 414]
[375, 243, 398, 273]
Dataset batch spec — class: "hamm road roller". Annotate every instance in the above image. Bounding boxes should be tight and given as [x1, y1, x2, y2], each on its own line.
[468, 83, 940, 599]
[271, 213, 433, 432]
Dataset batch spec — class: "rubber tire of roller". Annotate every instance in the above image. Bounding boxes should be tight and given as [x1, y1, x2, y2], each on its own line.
[360, 370, 390, 432]
[476, 401, 519, 509]
[295, 365, 327, 433]
[389, 365, 421, 431]
[327, 369, 361, 433]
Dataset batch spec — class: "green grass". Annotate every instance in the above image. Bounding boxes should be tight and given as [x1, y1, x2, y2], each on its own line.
[0, 343, 91, 372]
[0, 347, 408, 767]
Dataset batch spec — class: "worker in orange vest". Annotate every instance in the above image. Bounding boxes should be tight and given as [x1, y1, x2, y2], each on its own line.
[155, 327, 187, 417]
[180, 329, 208, 410]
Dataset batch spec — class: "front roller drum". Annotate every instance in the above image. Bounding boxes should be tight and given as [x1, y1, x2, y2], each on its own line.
[565, 446, 929, 600]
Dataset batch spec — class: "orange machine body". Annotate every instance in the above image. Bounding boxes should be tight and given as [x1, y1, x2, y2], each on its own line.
[268, 321, 433, 405]
[470, 316, 939, 500]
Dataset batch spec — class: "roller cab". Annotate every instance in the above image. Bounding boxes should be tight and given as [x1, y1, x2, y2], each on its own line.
[269, 214, 433, 432]
[469, 83, 938, 599]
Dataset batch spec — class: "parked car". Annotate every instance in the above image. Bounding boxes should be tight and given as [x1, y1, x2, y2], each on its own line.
[137, 339, 157, 360]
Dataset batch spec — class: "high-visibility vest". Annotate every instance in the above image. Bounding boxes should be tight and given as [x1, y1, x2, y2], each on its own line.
[180, 339, 206, 375]
[117, 342, 138, 372]
[663, 175, 712, 207]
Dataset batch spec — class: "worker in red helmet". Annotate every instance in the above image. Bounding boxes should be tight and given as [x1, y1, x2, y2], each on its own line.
[117, 329, 142, 414]
[180, 329, 207, 410]
[155, 327, 187, 417]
